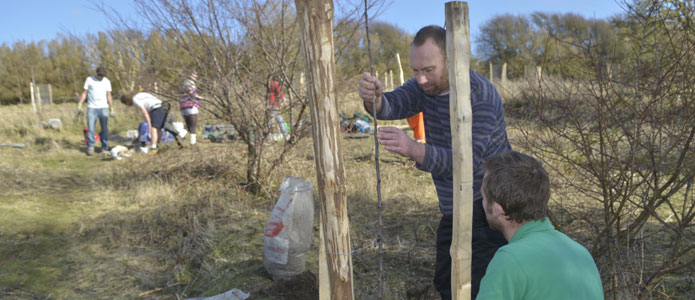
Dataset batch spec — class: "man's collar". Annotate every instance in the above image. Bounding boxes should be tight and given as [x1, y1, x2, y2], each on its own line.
[509, 218, 553, 243]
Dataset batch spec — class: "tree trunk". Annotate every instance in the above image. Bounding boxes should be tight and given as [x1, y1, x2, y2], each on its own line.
[245, 136, 262, 194]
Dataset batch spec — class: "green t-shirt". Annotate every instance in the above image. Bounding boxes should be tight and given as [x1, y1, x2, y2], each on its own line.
[476, 218, 604, 299]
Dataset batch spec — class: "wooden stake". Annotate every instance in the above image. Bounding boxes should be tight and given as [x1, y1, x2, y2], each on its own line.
[36, 83, 43, 113]
[446, 2, 473, 299]
[395, 53, 405, 86]
[501, 62, 507, 86]
[388, 70, 394, 92]
[295, 1, 354, 299]
[30, 82, 36, 113]
[319, 214, 329, 300]
[48, 84, 53, 104]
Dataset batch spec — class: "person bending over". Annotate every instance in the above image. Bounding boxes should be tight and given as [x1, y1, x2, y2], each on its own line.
[120, 92, 185, 154]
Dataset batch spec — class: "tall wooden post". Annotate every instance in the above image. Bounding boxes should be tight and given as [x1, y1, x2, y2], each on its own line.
[501, 62, 507, 86]
[48, 84, 53, 104]
[395, 53, 405, 86]
[446, 2, 473, 299]
[488, 62, 493, 82]
[319, 214, 330, 300]
[36, 83, 43, 113]
[295, 1, 354, 299]
[29, 82, 37, 113]
[388, 70, 394, 92]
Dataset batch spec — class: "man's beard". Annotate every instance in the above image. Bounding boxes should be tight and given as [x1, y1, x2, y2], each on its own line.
[421, 75, 448, 96]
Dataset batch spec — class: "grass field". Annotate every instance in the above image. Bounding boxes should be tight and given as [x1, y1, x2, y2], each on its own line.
[1, 96, 692, 299]
[0, 101, 445, 299]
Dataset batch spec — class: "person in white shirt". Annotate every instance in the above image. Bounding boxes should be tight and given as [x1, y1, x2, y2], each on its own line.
[120, 92, 185, 154]
[77, 66, 113, 155]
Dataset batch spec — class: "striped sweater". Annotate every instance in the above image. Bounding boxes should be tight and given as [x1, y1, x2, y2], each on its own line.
[377, 70, 511, 224]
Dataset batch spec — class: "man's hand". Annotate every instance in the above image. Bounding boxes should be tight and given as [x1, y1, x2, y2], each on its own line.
[377, 126, 426, 165]
[110, 107, 116, 117]
[358, 72, 383, 114]
[77, 103, 83, 112]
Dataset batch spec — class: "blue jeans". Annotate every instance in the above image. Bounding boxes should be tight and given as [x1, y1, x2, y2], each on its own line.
[267, 108, 289, 140]
[86, 107, 109, 149]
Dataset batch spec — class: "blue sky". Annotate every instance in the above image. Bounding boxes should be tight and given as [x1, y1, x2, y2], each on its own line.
[0, 0, 627, 47]
[376, 0, 627, 41]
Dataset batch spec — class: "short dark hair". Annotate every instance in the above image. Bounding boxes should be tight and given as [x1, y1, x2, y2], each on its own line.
[96, 66, 107, 76]
[120, 93, 134, 106]
[481, 151, 550, 223]
[412, 25, 446, 56]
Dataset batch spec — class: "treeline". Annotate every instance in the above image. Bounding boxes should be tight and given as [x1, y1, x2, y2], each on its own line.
[475, 0, 693, 80]
[0, 2, 413, 106]
[475, 11, 627, 79]
[0, 36, 92, 104]
[0, 0, 689, 104]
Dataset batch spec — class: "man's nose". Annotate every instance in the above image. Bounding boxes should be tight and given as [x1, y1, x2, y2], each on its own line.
[416, 73, 427, 85]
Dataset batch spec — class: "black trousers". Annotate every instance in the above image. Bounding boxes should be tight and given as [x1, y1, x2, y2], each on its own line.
[434, 214, 506, 299]
[149, 106, 181, 137]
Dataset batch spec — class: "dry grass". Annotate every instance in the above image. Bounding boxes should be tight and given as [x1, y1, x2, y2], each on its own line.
[3, 86, 693, 299]
[0, 102, 441, 299]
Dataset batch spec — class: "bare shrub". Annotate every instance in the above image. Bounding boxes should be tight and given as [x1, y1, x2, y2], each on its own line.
[514, 1, 695, 298]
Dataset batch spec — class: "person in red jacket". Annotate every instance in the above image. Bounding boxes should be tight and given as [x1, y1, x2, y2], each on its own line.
[267, 75, 290, 141]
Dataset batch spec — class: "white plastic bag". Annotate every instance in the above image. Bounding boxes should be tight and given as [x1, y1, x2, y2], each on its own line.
[263, 176, 314, 280]
[186, 288, 249, 300]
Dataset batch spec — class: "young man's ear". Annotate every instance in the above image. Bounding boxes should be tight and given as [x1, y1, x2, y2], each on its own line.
[491, 202, 506, 219]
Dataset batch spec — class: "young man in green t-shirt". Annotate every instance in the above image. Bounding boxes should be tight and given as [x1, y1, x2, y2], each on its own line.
[476, 151, 604, 299]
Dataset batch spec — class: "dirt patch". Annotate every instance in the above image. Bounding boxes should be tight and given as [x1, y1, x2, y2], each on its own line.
[258, 270, 318, 300]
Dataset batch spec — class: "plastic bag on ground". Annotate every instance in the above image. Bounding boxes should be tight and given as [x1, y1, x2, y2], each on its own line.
[186, 288, 249, 300]
[263, 176, 314, 281]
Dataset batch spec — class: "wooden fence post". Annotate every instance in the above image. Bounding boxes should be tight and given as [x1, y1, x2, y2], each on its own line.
[48, 84, 53, 104]
[30, 82, 37, 113]
[395, 53, 405, 86]
[319, 214, 330, 300]
[501, 62, 507, 86]
[446, 2, 473, 299]
[389, 70, 394, 92]
[36, 83, 43, 113]
[489, 62, 493, 82]
[295, 1, 354, 299]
